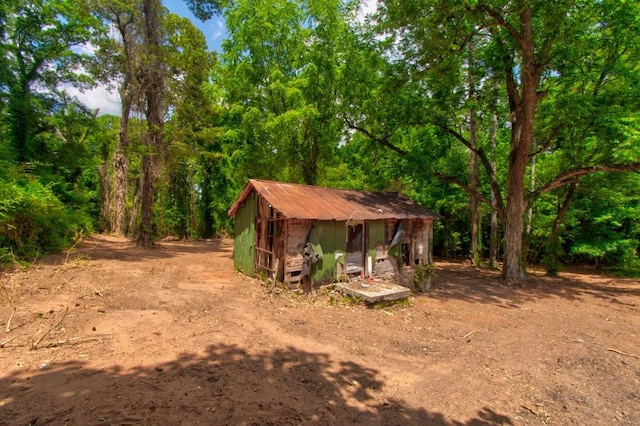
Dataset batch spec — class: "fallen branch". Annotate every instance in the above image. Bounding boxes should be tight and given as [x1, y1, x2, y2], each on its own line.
[607, 348, 640, 359]
[31, 306, 69, 350]
[44, 333, 113, 348]
[6, 307, 16, 332]
[1, 335, 17, 347]
[463, 329, 478, 339]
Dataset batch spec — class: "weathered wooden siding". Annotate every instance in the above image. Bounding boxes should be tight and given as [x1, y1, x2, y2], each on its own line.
[238, 211, 435, 288]
[284, 219, 312, 284]
[412, 219, 433, 265]
[373, 218, 434, 277]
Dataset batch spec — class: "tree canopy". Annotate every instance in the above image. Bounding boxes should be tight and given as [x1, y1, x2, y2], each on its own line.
[1, 0, 639, 279]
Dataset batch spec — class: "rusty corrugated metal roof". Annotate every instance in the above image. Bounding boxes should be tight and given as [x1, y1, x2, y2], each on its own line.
[228, 179, 441, 221]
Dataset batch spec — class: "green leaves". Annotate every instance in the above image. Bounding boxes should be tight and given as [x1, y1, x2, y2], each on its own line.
[212, 0, 349, 185]
[0, 0, 106, 258]
[0, 175, 92, 258]
[1, 0, 105, 162]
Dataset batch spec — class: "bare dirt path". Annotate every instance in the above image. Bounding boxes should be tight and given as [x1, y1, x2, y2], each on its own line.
[0, 235, 638, 425]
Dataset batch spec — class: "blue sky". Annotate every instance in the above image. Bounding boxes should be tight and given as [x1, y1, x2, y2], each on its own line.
[69, 1, 226, 114]
[164, 0, 226, 52]
[71, 0, 374, 114]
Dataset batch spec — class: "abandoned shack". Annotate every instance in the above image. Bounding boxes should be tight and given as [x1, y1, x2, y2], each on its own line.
[228, 179, 441, 288]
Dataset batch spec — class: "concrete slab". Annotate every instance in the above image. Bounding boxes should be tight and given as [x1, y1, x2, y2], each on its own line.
[336, 280, 410, 303]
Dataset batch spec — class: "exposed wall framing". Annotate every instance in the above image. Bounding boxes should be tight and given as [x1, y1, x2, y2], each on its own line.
[254, 195, 286, 280]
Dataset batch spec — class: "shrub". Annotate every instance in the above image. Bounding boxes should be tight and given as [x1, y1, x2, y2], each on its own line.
[0, 178, 92, 259]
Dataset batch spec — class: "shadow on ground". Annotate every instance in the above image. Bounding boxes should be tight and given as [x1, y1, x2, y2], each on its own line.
[36, 235, 233, 266]
[421, 259, 640, 309]
[41, 236, 640, 312]
[0, 343, 511, 425]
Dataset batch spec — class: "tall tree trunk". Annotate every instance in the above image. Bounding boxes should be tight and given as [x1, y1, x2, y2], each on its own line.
[200, 162, 214, 237]
[112, 11, 136, 236]
[501, 8, 542, 281]
[97, 162, 111, 233]
[526, 140, 537, 236]
[522, 140, 537, 263]
[129, 175, 142, 233]
[136, 0, 165, 246]
[112, 102, 130, 235]
[502, 137, 528, 280]
[489, 79, 500, 268]
[470, 115, 479, 264]
[468, 40, 480, 265]
[546, 182, 576, 275]
[137, 153, 157, 246]
[188, 162, 198, 238]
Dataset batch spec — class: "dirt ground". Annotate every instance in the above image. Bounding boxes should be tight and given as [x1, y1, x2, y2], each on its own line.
[0, 235, 638, 425]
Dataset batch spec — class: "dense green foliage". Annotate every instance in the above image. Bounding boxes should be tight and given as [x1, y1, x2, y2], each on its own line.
[1, 0, 639, 276]
[0, 0, 102, 259]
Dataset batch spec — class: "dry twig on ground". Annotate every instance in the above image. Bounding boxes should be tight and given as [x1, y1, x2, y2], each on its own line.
[607, 348, 640, 359]
[6, 306, 16, 332]
[1, 335, 17, 347]
[44, 333, 113, 348]
[64, 232, 85, 264]
[31, 306, 69, 350]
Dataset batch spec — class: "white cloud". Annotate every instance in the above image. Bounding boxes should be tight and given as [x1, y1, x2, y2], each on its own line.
[74, 42, 98, 56]
[205, 16, 226, 51]
[360, 0, 378, 16]
[67, 41, 122, 115]
[355, 0, 378, 23]
[209, 18, 225, 39]
[66, 84, 122, 116]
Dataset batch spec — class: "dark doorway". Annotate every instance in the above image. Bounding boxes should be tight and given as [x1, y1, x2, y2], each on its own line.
[346, 223, 364, 275]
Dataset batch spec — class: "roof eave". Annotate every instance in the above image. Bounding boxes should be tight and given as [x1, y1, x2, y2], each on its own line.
[227, 180, 256, 217]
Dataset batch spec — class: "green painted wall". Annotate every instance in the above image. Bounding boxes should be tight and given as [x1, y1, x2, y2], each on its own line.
[232, 210, 407, 285]
[233, 192, 256, 276]
[308, 220, 386, 284]
[368, 220, 385, 262]
[310, 221, 345, 284]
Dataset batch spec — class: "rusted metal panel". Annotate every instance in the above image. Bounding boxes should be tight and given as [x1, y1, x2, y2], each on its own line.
[228, 179, 441, 221]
